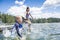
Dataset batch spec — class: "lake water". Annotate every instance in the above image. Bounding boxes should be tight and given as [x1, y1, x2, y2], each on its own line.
[0, 23, 60, 40]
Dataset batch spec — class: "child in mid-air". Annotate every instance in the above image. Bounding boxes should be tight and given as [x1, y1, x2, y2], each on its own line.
[25, 7, 33, 32]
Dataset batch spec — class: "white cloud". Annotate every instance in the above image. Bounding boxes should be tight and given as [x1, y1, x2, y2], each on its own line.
[15, 0, 25, 5]
[40, 13, 60, 18]
[43, 0, 60, 6]
[7, 0, 60, 18]
[30, 7, 42, 15]
[7, 5, 42, 18]
[7, 5, 60, 18]
[30, 0, 60, 18]
[42, 0, 60, 9]
[7, 5, 27, 17]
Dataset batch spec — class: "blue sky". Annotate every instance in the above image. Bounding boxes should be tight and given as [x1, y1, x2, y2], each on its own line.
[0, 0, 60, 18]
[0, 0, 45, 12]
[0, 0, 15, 12]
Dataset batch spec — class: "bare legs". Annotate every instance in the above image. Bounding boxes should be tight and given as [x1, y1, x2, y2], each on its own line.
[26, 19, 31, 32]
[28, 24, 31, 32]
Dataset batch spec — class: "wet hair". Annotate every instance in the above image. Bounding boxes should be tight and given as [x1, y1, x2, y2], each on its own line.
[27, 7, 29, 9]
[26, 7, 30, 11]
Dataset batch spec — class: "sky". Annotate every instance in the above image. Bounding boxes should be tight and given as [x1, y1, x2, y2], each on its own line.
[0, 0, 60, 18]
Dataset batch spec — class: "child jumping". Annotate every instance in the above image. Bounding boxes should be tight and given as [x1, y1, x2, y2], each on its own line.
[24, 7, 33, 32]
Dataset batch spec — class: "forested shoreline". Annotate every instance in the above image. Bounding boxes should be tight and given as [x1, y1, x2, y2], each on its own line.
[0, 12, 60, 23]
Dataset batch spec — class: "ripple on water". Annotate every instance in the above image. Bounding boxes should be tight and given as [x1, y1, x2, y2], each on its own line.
[0, 23, 60, 40]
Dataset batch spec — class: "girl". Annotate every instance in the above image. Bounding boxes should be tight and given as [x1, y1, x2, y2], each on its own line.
[25, 7, 33, 32]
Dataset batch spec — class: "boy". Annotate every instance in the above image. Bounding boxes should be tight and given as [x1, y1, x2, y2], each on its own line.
[15, 16, 23, 38]
[11, 16, 23, 39]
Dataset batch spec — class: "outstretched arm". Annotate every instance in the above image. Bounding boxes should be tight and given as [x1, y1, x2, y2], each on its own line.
[29, 13, 33, 19]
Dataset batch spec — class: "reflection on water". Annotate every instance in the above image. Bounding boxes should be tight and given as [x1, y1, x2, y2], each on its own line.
[0, 23, 60, 40]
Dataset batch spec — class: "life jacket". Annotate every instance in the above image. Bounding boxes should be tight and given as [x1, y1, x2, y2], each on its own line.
[15, 22, 23, 29]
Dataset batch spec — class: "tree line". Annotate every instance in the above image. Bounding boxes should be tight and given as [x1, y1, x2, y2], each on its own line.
[31, 18, 60, 23]
[0, 12, 15, 23]
[0, 12, 60, 23]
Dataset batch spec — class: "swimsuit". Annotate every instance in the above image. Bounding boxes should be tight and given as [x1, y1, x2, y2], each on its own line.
[26, 13, 30, 20]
